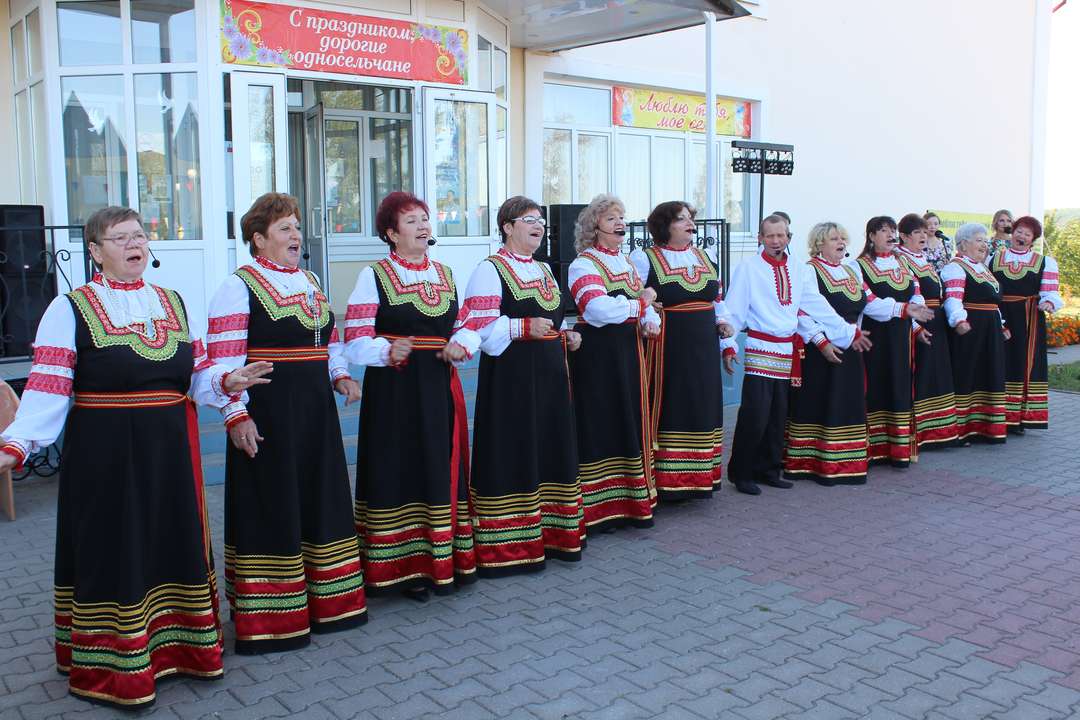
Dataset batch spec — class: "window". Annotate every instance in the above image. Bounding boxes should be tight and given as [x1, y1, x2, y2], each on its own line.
[613, 134, 749, 224]
[368, 117, 413, 234]
[131, 0, 196, 63]
[56, 0, 204, 236]
[62, 75, 129, 225]
[324, 120, 361, 234]
[542, 83, 614, 208]
[57, 1, 123, 66]
[651, 136, 684, 208]
[618, 134, 650, 221]
[543, 84, 610, 126]
[134, 73, 201, 240]
[432, 99, 489, 237]
[476, 35, 507, 100]
[576, 134, 609, 204]
[542, 129, 571, 206]
[10, 9, 45, 206]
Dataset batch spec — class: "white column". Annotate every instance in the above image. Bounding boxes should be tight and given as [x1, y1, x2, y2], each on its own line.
[703, 11, 717, 218]
[1028, 0, 1052, 217]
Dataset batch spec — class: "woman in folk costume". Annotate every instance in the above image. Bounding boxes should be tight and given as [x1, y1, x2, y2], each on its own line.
[991, 215, 1063, 433]
[942, 223, 1011, 443]
[629, 201, 735, 501]
[724, 215, 858, 495]
[896, 213, 960, 450]
[855, 216, 934, 469]
[344, 192, 476, 600]
[450, 196, 584, 576]
[206, 193, 366, 654]
[0, 207, 269, 708]
[567, 194, 661, 530]
[782, 222, 904, 486]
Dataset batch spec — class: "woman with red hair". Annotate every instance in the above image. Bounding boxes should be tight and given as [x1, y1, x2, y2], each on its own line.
[991, 215, 1063, 432]
[343, 192, 476, 601]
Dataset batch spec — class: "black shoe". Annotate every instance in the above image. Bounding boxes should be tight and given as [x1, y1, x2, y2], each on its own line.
[813, 477, 836, 487]
[761, 477, 794, 489]
[1008, 425, 1026, 436]
[403, 587, 431, 603]
[734, 481, 761, 495]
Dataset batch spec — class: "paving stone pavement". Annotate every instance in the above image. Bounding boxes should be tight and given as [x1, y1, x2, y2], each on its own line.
[2, 393, 1080, 719]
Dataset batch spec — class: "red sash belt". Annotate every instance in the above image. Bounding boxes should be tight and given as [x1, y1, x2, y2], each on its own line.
[963, 303, 999, 311]
[73, 390, 186, 408]
[377, 333, 469, 534]
[246, 346, 329, 362]
[663, 300, 714, 313]
[747, 329, 803, 387]
[924, 299, 942, 308]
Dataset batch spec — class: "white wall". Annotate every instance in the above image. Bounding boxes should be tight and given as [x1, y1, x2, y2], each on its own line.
[529, 0, 1050, 255]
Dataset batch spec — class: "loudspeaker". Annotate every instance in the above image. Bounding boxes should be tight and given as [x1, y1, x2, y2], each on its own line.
[539, 204, 586, 264]
[1, 271, 56, 358]
[547, 261, 579, 315]
[0, 205, 47, 276]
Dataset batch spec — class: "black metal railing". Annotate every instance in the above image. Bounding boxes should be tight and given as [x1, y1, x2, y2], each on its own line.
[625, 218, 732, 291]
[0, 224, 81, 363]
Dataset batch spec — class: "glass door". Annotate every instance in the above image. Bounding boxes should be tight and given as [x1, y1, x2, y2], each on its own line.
[303, 103, 328, 284]
[229, 71, 288, 260]
[423, 88, 497, 287]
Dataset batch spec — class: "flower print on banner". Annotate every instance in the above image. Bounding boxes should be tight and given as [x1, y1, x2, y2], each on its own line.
[220, 0, 290, 67]
[411, 23, 468, 84]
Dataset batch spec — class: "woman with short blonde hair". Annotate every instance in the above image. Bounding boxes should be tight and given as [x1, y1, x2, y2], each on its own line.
[574, 193, 625, 253]
[783, 222, 904, 485]
[567, 194, 661, 531]
[806, 221, 847, 257]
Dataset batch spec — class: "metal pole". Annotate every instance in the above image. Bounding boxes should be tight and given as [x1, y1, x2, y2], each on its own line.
[758, 168, 765, 232]
[703, 11, 717, 218]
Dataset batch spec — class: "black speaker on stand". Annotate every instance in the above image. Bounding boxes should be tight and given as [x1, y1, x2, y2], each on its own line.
[539, 204, 587, 315]
[0, 204, 54, 358]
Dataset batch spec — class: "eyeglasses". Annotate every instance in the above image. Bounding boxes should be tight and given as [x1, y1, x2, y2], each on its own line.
[99, 232, 150, 247]
[514, 216, 547, 227]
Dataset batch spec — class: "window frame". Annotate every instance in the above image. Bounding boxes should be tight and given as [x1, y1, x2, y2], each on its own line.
[51, 0, 209, 244]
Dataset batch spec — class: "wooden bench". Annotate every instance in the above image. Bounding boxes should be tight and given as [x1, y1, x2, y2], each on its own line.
[0, 380, 19, 520]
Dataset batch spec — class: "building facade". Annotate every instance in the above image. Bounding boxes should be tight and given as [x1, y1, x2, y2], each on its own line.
[0, 0, 1053, 330]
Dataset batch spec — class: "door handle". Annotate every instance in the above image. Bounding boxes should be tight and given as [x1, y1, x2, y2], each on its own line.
[310, 207, 323, 238]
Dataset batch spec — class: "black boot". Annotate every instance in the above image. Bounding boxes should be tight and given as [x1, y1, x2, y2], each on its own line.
[734, 481, 761, 495]
[761, 477, 794, 489]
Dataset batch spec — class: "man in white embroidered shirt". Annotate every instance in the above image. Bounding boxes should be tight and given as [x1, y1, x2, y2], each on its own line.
[723, 215, 859, 495]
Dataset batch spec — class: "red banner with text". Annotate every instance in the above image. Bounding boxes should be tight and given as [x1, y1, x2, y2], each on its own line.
[220, 0, 468, 84]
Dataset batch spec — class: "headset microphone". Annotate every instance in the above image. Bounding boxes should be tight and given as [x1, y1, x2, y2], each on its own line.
[427, 237, 437, 246]
[148, 246, 162, 269]
[689, 227, 698, 234]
